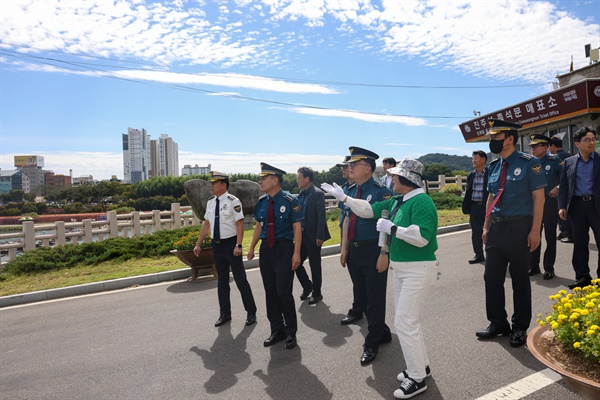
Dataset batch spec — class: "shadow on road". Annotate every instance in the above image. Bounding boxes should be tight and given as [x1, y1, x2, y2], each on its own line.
[298, 300, 354, 348]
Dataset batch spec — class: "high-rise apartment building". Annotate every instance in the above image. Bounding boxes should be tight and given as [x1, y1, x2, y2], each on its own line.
[181, 164, 211, 176]
[158, 134, 179, 177]
[122, 128, 151, 183]
[149, 140, 160, 178]
[14, 155, 50, 195]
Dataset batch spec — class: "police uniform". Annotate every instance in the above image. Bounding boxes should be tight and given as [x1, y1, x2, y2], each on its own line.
[204, 172, 256, 323]
[528, 134, 563, 277]
[344, 147, 393, 355]
[252, 163, 303, 340]
[481, 120, 546, 344]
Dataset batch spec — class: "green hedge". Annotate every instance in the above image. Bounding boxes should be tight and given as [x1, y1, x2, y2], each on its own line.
[2, 226, 201, 275]
[429, 191, 463, 210]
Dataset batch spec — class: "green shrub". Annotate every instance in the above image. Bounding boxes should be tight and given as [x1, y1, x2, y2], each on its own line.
[429, 191, 463, 210]
[326, 208, 341, 221]
[440, 183, 463, 195]
[3, 225, 201, 275]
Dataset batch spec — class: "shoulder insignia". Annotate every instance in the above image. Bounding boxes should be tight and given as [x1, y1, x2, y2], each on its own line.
[520, 153, 534, 160]
[531, 164, 542, 175]
[559, 160, 564, 166]
[375, 181, 386, 188]
[284, 193, 295, 202]
[234, 205, 241, 212]
[490, 158, 500, 165]
[208, 195, 216, 200]
[383, 194, 391, 200]
[258, 194, 267, 200]
[293, 204, 301, 213]
[348, 182, 357, 189]
[227, 194, 235, 201]
[548, 155, 559, 161]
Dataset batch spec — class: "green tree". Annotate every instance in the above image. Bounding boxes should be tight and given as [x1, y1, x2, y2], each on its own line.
[423, 163, 452, 181]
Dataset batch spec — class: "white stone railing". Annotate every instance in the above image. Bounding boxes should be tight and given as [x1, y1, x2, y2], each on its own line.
[0, 203, 201, 266]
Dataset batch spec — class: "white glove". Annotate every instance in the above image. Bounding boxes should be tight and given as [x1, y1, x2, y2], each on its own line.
[321, 182, 346, 201]
[376, 218, 395, 235]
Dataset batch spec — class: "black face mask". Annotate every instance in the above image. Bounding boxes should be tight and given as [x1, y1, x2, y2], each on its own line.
[489, 138, 505, 154]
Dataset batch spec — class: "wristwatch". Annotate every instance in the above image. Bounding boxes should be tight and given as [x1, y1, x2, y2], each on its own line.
[390, 225, 398, 237]
[236, 244, 243, 249]
[380, 250, 389, 255]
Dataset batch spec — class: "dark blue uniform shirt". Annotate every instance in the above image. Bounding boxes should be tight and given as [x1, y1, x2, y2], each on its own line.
[253, 189, 303, 240]
[338, 181, 354, 229]
[487, 150, 547, 217]
[345, 177, 393, 241]
[539, 154, 562, 195]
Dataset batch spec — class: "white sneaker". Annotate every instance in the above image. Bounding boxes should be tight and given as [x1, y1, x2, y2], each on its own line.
[396, 365, 431, 382]
[393, 377, 427, 399]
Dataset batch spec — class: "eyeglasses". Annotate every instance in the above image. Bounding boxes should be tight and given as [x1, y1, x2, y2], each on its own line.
[580, 137, 598, 144]
[529, 144, 546, 149]
[348, 162, 369, 168]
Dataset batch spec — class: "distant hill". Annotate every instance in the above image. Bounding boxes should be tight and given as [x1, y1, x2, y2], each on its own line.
[417, 153, 484, 172]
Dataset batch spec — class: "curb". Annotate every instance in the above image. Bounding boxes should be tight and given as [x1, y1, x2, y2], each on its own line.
[1, 223, 468, 308]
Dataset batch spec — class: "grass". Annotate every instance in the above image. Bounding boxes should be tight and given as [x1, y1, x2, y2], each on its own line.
[0, 210, 468, 297]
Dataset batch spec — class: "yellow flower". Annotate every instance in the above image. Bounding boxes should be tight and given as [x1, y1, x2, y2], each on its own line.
[586, 302, 595, 308]
[558, 289, 567, 296]
[574, 342, 581, 348]
[581, 309, 589, 316]
[588, 330, 596, 335]
[551, 321, 559, 330]
[539, 321, 546, 327]
[560, 297, 569, 304]
[569, 313, 580, 321]
[574, 322, 580, 328]
[557, 314, 568, 322]
[545, 315, 553, 322]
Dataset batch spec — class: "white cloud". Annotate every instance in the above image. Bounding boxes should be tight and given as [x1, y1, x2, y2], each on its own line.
[289, 107, 428, 125]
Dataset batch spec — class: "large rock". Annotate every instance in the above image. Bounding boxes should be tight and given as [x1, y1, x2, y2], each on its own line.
[184, 179, 261, 220]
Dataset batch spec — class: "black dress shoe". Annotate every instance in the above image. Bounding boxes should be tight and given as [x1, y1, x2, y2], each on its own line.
[510, 328, 527, 347]
[557, 232, 568, 239]
[561, 237, 574, 243]
[263, 331, 285, 347]
[476, 324, 511, 339]
[245, 313, 256, 326]
[341, 314, 363, 325]
[360, 346, 377, 366]
[468, 256, 485, 264]
[528, 268, 541, 276]
[300, 286, 313, 300]
[568, 277, 592, 289]
[215, 315, 231, 327]
[308, 295, 323, 305]
[543, 271, 555, 280]
[285, 335, 297, 349]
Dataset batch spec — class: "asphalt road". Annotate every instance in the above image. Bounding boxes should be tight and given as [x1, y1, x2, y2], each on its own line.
[0, 230, 590, 400]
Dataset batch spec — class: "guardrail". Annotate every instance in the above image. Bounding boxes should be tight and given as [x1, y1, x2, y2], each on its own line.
[0, 203, 201, 266]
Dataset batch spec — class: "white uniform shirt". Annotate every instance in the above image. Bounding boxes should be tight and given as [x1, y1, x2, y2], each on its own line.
[204, 192, 244, 240]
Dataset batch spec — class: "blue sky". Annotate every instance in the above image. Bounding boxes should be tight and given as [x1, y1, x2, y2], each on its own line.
[1, 0, 599, 180]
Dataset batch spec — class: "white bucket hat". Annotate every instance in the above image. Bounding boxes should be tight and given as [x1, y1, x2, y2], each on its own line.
[386, 158, 425, 188]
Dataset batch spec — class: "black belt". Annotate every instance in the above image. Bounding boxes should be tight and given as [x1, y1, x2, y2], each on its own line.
[491, 215, 530, 223]
[212, 236, 235, 244]
[471, 201, 485, 204]
[350, 239, 378, 247]
[573, 195, 594, 202]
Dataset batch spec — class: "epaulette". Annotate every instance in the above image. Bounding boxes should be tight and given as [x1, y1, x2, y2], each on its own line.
[490, 158, 500, 165]
[258, 194, 267, 200]
[348, 182, 357, 189]
[520, 153, 534, 160]
[208, 195, 216, 200]
[548, 155, 560, 161]
[227, 194, 235, 201]
[375, 181, 386, 188]
[284, 193, 295, 202]
[342, 182, 348, 189]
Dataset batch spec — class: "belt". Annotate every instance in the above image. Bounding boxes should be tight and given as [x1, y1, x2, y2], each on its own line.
[212, 236, 235, 244]
[573, 195, 594, 202]
[350, 239, 378, 247]
[471, 201, 485, 204]
[491, 215, 530, 223]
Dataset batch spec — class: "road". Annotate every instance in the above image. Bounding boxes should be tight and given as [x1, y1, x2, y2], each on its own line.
[0, 229, 588, 399]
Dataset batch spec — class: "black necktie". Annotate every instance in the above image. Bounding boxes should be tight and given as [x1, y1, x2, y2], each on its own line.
[214, 198, 220, 241]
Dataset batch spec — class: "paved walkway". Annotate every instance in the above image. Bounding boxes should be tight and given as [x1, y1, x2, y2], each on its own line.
[1, 228, 593, 399]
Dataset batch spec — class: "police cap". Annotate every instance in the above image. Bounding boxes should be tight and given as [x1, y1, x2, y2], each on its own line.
[210, 171, 229, 182]
[348, 146, 379, 162]
[260, 162, 286, 176]
[529, 134, 550, 146]
[488, 119, 522, 135]
[336, 155, 351, 167]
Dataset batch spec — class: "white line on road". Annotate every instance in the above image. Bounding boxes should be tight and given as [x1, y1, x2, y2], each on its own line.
[475, 368, 562, 399]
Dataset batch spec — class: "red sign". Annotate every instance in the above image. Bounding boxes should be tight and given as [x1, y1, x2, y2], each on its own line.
[459, 78, 600, 142]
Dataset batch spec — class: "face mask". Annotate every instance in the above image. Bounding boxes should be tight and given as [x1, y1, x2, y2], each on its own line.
[489, 138, 505, 154]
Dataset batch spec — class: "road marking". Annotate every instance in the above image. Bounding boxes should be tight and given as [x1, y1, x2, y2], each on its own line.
[475, 368, 562, 399]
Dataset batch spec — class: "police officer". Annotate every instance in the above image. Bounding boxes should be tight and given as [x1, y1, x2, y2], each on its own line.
[341, 147, 393, 365]
[247, 163, 302, 350]
[193, 171, 257, 327]
[476, 120, 546, 347]
[528, 134, 563, 280]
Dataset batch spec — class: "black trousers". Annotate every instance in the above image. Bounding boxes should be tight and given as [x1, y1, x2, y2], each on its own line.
[259, 239, 297, 335]
[213, 237, 256, 316]
[347, 241, 390, 349]
[469, 202, 486, 259]
[294, 234, 324, 296]
[569, 197, 600, 280]
[484, 217, 532, 331]
[530, 196, 558, 272]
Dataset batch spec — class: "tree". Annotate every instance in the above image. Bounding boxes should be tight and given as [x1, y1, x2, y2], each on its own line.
[423, 163, 452, 181]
